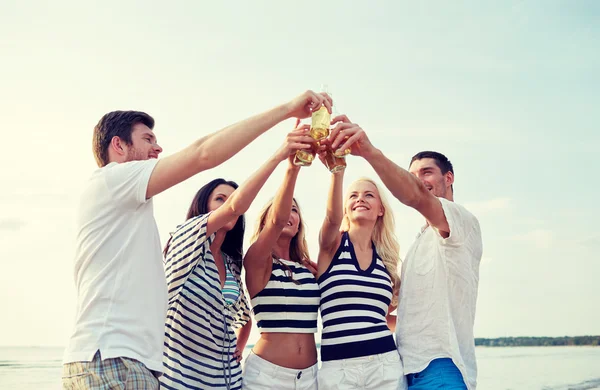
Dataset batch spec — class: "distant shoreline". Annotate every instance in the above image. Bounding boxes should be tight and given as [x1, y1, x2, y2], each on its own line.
[2, 336, 600, 349]
[475, 336, 600, 347]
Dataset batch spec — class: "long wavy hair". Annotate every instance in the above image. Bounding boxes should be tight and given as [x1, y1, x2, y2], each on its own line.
[250, 197, 310, 264]
[164, 179, 245, 266]
[342, 178, 401, 297]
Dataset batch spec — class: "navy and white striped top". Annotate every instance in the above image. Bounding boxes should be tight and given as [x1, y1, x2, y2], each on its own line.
[222, 265, 240, 306]
[318, 231, 396, 361]
[161, 213, 251, 390]
[251, 258, 320, 333]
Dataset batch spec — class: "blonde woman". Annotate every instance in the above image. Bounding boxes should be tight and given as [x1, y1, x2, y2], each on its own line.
[316, 139, 406, 389]
[327, 115, 480, 389]
[242, 121, 320, 390]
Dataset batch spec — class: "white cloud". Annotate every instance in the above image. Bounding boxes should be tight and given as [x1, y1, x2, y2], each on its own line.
[513, 229, 554, 250]
[465, 197, 511, 215]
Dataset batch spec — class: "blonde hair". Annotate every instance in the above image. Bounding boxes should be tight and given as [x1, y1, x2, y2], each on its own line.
[342, 178, 401, 299]
[251, 197, 310, 264]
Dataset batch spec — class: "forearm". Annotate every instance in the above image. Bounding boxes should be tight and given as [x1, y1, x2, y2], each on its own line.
[227, 154, 281, 216]
[242, 167, 298, 291]
[363, 147, 426, 208]
[235, 319, 252, 351]
[271, 166, 300, 227]
[192, 104, 292, 170]
[325, 172, 344, 226]
[319, 172, 344, 249]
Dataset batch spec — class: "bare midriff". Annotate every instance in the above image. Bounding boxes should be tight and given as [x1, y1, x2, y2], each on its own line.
[252, 332, 317, 369]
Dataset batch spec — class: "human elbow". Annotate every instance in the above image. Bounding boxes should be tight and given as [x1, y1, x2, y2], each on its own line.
[194, 149, 214, 170]
[227, 197, 247, 218]
[271, 214, 289, 229]
[405, 181, 430, 208]
[403, 189, 423, 209]
[325, 214, 342, 228]
[191, 138, 217, 171]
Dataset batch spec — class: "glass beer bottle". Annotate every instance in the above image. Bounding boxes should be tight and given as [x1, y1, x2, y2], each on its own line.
[324, 142, 347, 173]
[293, 103, 331, 166]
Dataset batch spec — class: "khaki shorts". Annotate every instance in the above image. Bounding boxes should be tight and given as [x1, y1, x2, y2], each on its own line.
[318, 350, 407, 390]
[242, 351, 318, 390]
[62, 350, 159, 390]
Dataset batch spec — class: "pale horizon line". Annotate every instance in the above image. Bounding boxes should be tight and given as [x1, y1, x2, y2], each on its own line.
[4, 334, 600, 349]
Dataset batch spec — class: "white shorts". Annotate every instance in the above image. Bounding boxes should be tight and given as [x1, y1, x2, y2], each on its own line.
[318, 350, 407, 390]
[242, 351, 318, 390]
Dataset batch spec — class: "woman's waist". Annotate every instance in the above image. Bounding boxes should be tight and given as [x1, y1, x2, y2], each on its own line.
[255, 333, 317, 353]
[252, 334, 317, 369]
[258, 332, 317, 345]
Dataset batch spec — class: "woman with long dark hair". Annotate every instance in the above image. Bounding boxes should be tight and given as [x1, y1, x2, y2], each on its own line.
[160, 125, 315, 390]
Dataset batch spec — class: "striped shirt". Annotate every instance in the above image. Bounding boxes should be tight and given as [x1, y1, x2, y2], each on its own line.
[161, 213, 251, 390]
[318, 231, 396, 361]
[222, 265, 240, 306]
[251, 258, 320, 333]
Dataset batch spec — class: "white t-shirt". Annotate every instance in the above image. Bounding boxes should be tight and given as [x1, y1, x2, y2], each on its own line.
[63, 159, 167, 373]
[396, 197, 482, 390]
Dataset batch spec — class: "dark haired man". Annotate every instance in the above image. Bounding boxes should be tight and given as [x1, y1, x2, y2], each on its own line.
[62, 91, 331, 389]
[329, 116, 482, 389]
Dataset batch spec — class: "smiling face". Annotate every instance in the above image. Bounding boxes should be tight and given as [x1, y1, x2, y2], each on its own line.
[123, 122, 163, 162]
[345, 180, 384, 225]
[408, 157, 454, 199]
[280, 199, 301, 239]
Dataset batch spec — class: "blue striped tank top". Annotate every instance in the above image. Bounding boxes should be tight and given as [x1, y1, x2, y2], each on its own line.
[250, 258, 320, 333]
[318, 231, 396, 361]
[222, 255, 240, 306]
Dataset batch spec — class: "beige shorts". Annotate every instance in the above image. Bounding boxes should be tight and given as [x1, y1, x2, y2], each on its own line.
[242, 351, 318, 390]
[318, 350, 407, 390]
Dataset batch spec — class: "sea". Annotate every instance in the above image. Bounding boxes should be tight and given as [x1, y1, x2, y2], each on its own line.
[1, 346, 599, 389]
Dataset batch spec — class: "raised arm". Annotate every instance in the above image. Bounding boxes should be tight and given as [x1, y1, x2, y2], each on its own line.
[205, 124, 313, 237]
[316, 149, 345, 276]
[364, 149, 449, 233]
[329, 115, 450, 235]
[244, 162, 301, 298]
[146, 90, 332, 199]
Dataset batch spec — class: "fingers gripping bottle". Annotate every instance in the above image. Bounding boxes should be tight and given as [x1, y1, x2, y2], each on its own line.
[293, 87, 331, 166]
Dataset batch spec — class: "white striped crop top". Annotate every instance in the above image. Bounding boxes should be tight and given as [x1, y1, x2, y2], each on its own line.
[318, 232, 396, 361]
[250, 258, 320, 333]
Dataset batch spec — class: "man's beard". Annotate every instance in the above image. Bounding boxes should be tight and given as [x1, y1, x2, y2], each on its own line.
[432, 179, 447, 198]
[126, 147, 147, 162]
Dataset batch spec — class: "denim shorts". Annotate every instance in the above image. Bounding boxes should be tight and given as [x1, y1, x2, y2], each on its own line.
[407, 358, 467, 389]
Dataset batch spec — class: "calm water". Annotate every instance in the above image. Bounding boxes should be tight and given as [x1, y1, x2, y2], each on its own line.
[1, 346, 599, 389]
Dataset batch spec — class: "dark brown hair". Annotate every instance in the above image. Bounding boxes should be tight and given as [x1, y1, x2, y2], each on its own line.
[92, 110, 155, 167]
[164, 179, 245, 266]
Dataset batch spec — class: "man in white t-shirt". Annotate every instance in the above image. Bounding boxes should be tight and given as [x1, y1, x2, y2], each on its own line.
[62, 91, 332, 389]
[328, 116, 483, 389]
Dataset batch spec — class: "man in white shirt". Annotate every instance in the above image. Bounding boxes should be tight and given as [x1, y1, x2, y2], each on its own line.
[62, 90, 331, 389]
[329, 115, 483, 389]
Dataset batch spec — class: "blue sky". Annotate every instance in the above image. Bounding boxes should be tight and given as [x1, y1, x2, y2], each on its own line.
[0, 1, 598, 346]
